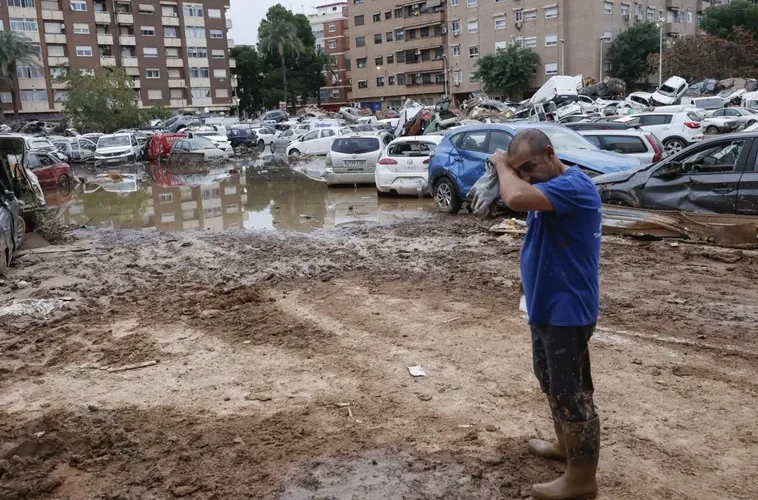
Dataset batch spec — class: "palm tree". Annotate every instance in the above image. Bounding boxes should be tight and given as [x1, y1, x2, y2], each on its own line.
[313, 47, 338, 106]
[0, 31, 39, 121]
[258, 18, 303, 105]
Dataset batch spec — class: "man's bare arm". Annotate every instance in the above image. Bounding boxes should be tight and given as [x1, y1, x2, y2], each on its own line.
[490, 152, 553, 212]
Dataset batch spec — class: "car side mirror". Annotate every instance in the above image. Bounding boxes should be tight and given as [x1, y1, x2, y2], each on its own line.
[657, 161, 684, 178]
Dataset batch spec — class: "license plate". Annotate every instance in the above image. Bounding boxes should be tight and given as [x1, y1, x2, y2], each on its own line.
[344, 160, 365, 166]
[398, 165, 421, 172]
[108, 158, 120, 163]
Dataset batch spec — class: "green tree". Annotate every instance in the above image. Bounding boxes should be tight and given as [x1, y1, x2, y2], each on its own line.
[473, 44, 540, 98]
[143, 104, 173, 122]
[57, 67, 143, 133]
[0, 31, 39, 121]
[701, 0, 758, 41]
[231, 45, 263, 117]
[258, 17, 303, 105]
[607, 23, 660, 83]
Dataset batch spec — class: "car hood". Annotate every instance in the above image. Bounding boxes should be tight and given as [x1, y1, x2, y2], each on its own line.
[557, 149, 642, 174]
[96, 146, 132, 155]
[592, 162, 652, 184]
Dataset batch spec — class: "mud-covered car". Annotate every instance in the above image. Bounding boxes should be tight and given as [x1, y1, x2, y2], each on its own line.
[593, 132, 758, 214]
[0, 138, 27, 272]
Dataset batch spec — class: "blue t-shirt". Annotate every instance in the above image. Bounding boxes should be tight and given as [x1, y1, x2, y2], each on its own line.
[520, 166, 602, 327]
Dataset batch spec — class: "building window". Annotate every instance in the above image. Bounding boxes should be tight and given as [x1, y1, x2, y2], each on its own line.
[9, 0, 36, 7]
[384, 11, 392, 20]
[143, 47, 158, 57]
[386, 54, 394, 64]
[213, 69, 226, 78]
[355, 15, 364, 26]
[141, 26, 156, 36]
[394, 7, 403, 18]
[470, 74, 479, 82]
[467, 20, 478, 34]
[356, 36, 365, 47]
[20, 90, 48, 101]
[467, 0, 477, 7]
[374, 33, 382, 44]
[191, 88, 210, 98]
[620, 3, 630, 16]
[16, 65, 45, 79]
[469, 46, 479, 58]
[525, 9, 538, 21]
[453, 70, 462, 85]
[544, 5, 558, 18]
[328, 24, 336, 32]
[373, 13, 381, 22]
[44, 22, 63, 34]
[376, 77, 384, 87]
[545, 34, 558, 47]
[183, 4, 203, 17]
[604, 2, 613, 15]
[495, 40, 507, 50]
[10, 18, 38, 32]
[209, 29, 224, 39]
[147, 89, 163, 100]
[375, 56, 383, 66]
[452, 45, 460, 56]
[357, 57, 367, 68]
[54, 90, 68, 102]
[73, 23, 90, 35]
[164, 26, 178, 38]
[328, 40, 337, 49]
[76, 46, 93, 57]
[515, 10, 523, 23]
[165, 47, 179, 58]
[395, 29, 404, 41]
[524, 37, 537, 48]
[208, 9, 222, 19]
[545, 62, 559, 75]
[451, 20, 460, 33]
[189, 67, 210, 78]
[687, 10, 693, 23]
[385, 76, 393, 86]
[386, 31, 393, 42]
[358, 80, 367, 89]
[494, 15, 506, 30]
[187, 46, 208, 57]
[71, 1, 87, 12]
[185, 27, 205, 38]
[145, 69, 160, 79]
[450, 0, 459, 6]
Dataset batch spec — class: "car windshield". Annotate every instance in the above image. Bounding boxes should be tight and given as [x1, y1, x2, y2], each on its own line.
[538, 127, 599, 151]
[658, 84, 677, 96]
[193, 131, 217, 138]
[332, 137, 381, 154]
[31, 139, 53, 148]
[696, 98, 723, 109]
[187, 138, 216, 150]
[98, 136, 131, 148]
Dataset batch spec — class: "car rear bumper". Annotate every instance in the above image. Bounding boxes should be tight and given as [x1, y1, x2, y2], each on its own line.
[324, 170, 375, 185]
[375, 167, 428, 195]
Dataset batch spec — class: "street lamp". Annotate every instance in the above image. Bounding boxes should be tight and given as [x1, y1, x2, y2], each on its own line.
[560, 39, 565, 75]
[656, 19, 665, 87]
[598, 36, 611, 82]
[442, 54, 449, 97]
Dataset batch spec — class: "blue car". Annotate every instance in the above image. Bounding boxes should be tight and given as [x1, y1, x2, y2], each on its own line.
[227, 127, 256, 148]
[427, 122, 643, 213]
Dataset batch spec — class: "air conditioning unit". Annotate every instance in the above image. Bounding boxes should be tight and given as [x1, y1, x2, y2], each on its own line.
[441, 27, 447, 34]
[453, 30, 461, 36]
[515, 21, 523, 29]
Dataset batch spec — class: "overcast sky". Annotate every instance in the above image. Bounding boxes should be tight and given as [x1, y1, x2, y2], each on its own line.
[228, 0, 325, 46]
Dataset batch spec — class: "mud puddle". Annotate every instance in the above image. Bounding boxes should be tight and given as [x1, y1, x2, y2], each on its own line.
[43, 157, 437, 232]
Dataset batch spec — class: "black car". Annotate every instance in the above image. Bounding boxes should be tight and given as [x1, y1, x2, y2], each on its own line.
[227, 127, 256, 148]
[260, 110, 288, 123]
[593, 132, 758, 214]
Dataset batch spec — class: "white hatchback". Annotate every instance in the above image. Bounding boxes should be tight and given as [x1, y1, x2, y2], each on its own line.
[286, 127, 343, 156]
[324, 134, 391, 185]
[375, 136, 443, 196]
[616, 111, 704, 155]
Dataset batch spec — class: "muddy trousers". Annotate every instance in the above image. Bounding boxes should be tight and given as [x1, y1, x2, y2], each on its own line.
[530, 323, 597, 423]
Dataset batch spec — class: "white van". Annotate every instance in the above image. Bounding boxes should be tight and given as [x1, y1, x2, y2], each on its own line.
[679, 96, 727, 111]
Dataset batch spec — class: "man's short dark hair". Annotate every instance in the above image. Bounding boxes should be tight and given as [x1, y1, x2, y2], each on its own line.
[508, 129, 553, 156]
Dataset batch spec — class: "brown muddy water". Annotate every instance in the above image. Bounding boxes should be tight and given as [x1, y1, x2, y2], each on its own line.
[44, 157, 438, 232]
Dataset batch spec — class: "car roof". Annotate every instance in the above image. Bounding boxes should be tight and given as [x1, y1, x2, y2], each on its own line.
[444, 122, 570, 135]
[389, 135, 444, 144]
[577, 128, 646, 136]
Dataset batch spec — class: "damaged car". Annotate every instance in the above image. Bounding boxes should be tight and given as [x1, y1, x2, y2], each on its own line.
[593, 133, 758, 214]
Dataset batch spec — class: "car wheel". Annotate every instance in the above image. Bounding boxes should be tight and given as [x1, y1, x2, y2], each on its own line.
[705, 126, 719, 135]
[433, 178, 462, 214]
[58, 174, 73, 195]
[663, 138, 686, 155]
[376, 188, 392, 198]
[270, 142, 276, 154]
[748, 120, 756, 127]
[257, 140, 265, 152]
[16, 216, 26, 250]
[288, 149, 300, 157]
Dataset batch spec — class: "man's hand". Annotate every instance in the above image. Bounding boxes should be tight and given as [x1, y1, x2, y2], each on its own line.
[490, 149, 554, 212]
[489, 149, 510, 172]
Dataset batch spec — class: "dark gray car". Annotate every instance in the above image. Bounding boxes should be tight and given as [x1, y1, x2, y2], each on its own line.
[593, 132, 758, 214]
[0, 154, 24, 272]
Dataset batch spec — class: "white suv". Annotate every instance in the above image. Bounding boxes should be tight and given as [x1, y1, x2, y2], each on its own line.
[324, 134, 391, 185]
[617, 112, 703, 155]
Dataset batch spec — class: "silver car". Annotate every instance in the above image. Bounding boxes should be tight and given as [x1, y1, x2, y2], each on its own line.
[324, 134, 392, 186]
[270, 128, 306, 153]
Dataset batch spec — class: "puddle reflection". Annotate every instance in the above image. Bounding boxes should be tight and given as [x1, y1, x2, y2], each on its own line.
[46, 158, 437, 233]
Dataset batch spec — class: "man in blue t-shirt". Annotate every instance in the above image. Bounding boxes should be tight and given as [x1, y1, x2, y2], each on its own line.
[489, 129, 602, 500]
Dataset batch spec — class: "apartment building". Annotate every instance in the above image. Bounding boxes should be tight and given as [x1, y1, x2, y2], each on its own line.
[0, 0, 237, 118]
[308, 1, 352, 110]
[347, 0, 449, 109]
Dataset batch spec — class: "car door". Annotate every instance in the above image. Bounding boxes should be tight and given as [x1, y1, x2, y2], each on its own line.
[317, 129, 337, 155]
[298, 130, 320, 154]
[735, 139, 758, 215]
[453, 130, 491, 193]
[638, 115, 672, 142]
[641, 137, 751, 213]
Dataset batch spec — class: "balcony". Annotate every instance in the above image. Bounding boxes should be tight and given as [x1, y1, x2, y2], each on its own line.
[162, 16, 180, 26]
[21, 101, 52, 113]
[404, 58, 445, 73]
[184, 16, 205, 27]
[119, 35, 136, 45]
[51, 80, 67, 89]
[98, 34, 114, 45]
[229, 58, 236, 69]
[48, 56, 69, 66]
[403, 36, 444, 52]
[191, 97, 212, 107]
[226, 19, 233, 29]
[665, 0, 683, 8]
[95, 12, 111, 23]
[228, 39, 235, 49]
[187, 57, 209, 67]
[54, 102, 65, 112]
[664, 22, 681, 35]
[17, 78, 47, 90]
[164, 37, 182, 47]
[125, 66, 140, 76]
[122, 57, 139, 67]
[169, 79, 186, 88]
[402, 11, 445, 30]
[116, 13, 134, 24]
[697, 0, 710, 12]
[131, 79, 141, 89]
[100, 56, 117, 66]
[190, 77, 211, 87]
[45, 34, 67, 44]
[41, 10, 64, 21]
[167, 58, 185, 67]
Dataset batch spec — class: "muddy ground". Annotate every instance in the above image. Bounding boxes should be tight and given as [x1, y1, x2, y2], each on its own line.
[1, 215, 757, 499]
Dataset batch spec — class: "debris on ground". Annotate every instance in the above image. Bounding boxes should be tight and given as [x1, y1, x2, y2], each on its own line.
[407, 365, 427, 377]
[0, 298, 63, 318]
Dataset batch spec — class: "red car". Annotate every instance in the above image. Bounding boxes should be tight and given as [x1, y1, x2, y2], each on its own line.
[28, 151, 74, 193]
[147, 132, 188, 161]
